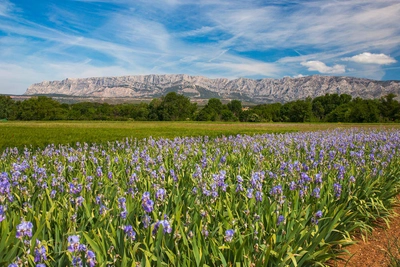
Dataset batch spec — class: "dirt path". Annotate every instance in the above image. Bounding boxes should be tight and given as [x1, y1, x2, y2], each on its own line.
[332, 198, 400, 267]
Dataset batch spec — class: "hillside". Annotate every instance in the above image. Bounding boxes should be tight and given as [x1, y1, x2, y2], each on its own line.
[24, 74, 400, 103]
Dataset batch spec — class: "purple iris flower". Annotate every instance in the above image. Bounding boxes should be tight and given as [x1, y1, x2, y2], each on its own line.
[312, 210, 323, 225]
[153, 219, 172, 235]
[123, 225, 137, 241]
[202, 228, 209, 238]
[34, 240, 47, 263]
[314, 173, 323, 184]
[246, 188, 254, 199]
[236, 183, 244, 192]
[270, 185, 282, 196]
[333, 183, 342, 198]
[224, 229, 234, 242]
[315, 210, 323, 218]
[99, 205, 107, 215]
[312, 187, 320, 198]
[120, 210, 127, 219]
[0, 205, 6, 222]
[255, 191, 263, 202]
[277, 215, 285, 226]
[16, 221, 33, 239]
[142, 192, 150, 201]
[75, 196, 84, 207]
[289, 181, 297, 191]
[118, 197, 126, 209]
[72, 256, 82, 267]
[142, 199, 154, 213]
[67, 235, 80, 252]
[155, 188, 166, 201]
[142, 214, 152, 228]
[86, 250, 96, 267]
[78, 244, 87, 252]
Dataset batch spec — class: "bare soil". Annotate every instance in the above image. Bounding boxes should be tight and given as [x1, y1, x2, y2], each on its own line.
[332, 197, 400, 267]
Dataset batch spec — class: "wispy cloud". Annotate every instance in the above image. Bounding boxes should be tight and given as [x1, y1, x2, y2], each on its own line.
[198, 61, 282, 78]
[301, 61, 346, 74]
[207, 1, 400, 51]
[176, 26, 217, 38]
[0, 59, 144, 94]
[342, 52, 397, 65]
[0, 0, 13, 17]
[345, 64, 386, 81]
[105, 14, 171, 53]
[0, 0, 14, 17]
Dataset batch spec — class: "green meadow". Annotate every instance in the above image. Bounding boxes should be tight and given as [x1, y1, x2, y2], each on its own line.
[1, 121, 399, 151]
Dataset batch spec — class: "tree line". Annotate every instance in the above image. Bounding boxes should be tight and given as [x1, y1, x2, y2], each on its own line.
[1, 92, 399, 122]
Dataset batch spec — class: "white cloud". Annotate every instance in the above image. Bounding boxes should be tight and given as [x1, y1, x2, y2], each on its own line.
[0, 59, 143, 95]
[198, 61, 282, 78]
[345, 64, 386, 80]
[177, 26, 216, 37]
[293, 74, 305, 78]
[342, 52, 397, 65]
[0, 0, 13, 17]
[301, 61, 345, 74]
[0, 63, 41, 94]
[179, 56, 199, 63]
[108, 15, 171, 53]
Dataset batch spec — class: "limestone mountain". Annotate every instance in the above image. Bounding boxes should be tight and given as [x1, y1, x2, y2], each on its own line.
[24, 74, 400, 103]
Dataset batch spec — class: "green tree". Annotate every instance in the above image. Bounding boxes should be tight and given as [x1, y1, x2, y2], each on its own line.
[0, 95, 15, 120]
[196, 98, 225, 121]
[196, 107, 215, 121]
[18, 96, 65, 120]
[221, 109, 237, 121]
[130, 103, 150, 121]
[326, 104, 352, 122]
[158, 92, 197, 121]
[69, 102, 98, 120]
[251, 103, 282, 122]
[99, 103, 112, 120]
[281, 99, 312, 122]
[348, 98, 380, 123]
[148, 98, 162, 121]
[227, 100, 242, 118]
[206, 98, 223, 113]
[312, 101, 325, 121]
[379, 93, 400, 122]
[239, 110, 261, 122]
[312, 93, 352, 121]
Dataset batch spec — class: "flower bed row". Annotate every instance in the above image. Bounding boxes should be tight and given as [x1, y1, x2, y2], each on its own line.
[1, 128, 400, 266]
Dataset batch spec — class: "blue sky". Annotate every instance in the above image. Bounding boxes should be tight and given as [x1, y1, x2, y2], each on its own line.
[0, 0, 399, 94]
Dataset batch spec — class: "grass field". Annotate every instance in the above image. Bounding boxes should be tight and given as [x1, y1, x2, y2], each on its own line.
[1, 121, 400, 152]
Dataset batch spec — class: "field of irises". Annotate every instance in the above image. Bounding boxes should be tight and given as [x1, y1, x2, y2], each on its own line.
[1, 128, 400, 266]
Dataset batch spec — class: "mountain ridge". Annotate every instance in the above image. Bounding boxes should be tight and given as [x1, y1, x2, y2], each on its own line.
[24, 74, 400, 103]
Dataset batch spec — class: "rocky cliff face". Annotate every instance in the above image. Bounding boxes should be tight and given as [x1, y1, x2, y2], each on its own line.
[24, 74, 400, 103]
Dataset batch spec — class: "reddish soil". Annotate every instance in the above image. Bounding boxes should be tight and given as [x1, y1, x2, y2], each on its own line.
[332, 198, 400, 267]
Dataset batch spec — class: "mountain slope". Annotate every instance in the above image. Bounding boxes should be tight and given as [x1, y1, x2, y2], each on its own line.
[24, 74, 400, 103]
